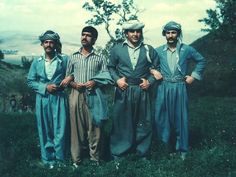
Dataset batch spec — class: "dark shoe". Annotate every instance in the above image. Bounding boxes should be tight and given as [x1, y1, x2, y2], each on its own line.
[141, 157, 149, 161]
[91, 160, 100, 166]
[55, 161, 66, 168]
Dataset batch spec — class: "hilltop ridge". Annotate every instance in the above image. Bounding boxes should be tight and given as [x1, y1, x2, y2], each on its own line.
[190, 32, 236, 96]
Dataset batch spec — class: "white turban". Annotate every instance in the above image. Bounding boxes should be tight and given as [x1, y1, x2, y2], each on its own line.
[122, 20, 145, 30]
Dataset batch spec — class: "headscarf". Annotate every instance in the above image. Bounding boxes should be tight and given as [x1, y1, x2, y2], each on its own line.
[122, 20, 145, 31]
[39, 30, 60, 43]
[162, 21, 183, 42]
[82, 26, 98, 39]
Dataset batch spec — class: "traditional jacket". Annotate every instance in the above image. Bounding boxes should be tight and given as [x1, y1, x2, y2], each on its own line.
[108, 43, 158, 85]
[156, 43, 206, 80]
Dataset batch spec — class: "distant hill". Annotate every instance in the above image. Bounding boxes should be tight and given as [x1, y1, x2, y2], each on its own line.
[190, 32, 236, 97]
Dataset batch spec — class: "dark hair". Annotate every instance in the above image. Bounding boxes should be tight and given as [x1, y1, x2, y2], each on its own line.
[82, 26, 98, 39]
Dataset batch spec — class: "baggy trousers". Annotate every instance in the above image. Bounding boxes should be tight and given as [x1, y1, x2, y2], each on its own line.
[69, 89, 101, 163]
[35, 92, 68, 164]
[110, 85, 152, 157]
[155, 81, 189, 152]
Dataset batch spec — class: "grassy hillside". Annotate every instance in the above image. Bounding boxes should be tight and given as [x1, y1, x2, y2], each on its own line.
[0, 61, 31, 112]
[0, 97, 236, 177]
[190, 32, 236, 97]
[0, 31, 236, 176]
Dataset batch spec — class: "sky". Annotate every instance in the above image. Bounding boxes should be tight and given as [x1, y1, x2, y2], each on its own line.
[0, 0, 216, 63]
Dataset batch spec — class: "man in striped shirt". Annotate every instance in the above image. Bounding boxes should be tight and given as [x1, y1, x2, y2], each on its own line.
[66, 26, 111, 167]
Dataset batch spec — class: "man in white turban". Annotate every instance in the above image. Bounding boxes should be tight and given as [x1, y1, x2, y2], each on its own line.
[108, 20, 159, 161]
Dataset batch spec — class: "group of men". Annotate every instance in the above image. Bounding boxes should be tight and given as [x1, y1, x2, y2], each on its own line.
[27, 20, 206, 169]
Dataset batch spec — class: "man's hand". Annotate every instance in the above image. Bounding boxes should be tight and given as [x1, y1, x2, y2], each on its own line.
[140, 78, 150, 90]
[150, 69, 163, 80]
[59, 76, 73, 87]
[117, 77, 128, 90]
[46, 84, 58, 93]
[185, 75, 195, 84]
[84, 80, 96, 90]
[70, 81, 85, 90]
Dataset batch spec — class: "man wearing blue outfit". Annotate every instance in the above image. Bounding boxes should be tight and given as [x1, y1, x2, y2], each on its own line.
[151, 21, 206, 159]
[108, 20, 158, 160]
[27, 30, 72, 168]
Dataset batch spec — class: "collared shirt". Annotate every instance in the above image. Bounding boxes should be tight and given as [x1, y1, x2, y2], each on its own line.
[167, 48, 178, 74]
[123, 40, 143, 69]
[66, 48, 108, 83]
[44, 55, 58, 80]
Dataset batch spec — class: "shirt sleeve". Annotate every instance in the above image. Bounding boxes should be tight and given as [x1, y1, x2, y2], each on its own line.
[147, 46, 160, 85]
[107, 47, 121, 83]
[66, 55, 74, 77]
[27, 59, 47, 96]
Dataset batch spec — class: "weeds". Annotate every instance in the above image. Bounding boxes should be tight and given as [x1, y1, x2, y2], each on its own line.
[0, 97, 236, 177]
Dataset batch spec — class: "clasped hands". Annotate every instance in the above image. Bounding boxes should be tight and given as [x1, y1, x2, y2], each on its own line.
[117, 77, 150, 90]
[70, 80, 96, 90]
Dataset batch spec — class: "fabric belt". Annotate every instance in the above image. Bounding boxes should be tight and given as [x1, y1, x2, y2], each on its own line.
[126, 78, 143, 85]
[163, 77, 185, 83]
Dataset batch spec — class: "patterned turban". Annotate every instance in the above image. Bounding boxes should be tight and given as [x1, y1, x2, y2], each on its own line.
[122, 20, 145, 30]
[162, 21, 182, 36]
[39, 30, 60, 43]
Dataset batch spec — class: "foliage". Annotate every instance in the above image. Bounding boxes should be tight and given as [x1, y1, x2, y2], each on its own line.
[21, 56, 33, 69]
[0, 50, 4, 60]
[1, 97, 236, 177]
[190, 31, 236, 97]
[82, 0, 140, 42]
[199, 0, 236, 39]
[0, 60, 35, 112]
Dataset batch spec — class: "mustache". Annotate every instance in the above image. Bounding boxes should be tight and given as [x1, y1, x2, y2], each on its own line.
[46, 47, 53, 50]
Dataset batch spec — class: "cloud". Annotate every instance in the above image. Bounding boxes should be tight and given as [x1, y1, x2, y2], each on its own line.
[0, 1, 92, 32]
[135, 0, 216, 45]
[0, 0, 217, 58]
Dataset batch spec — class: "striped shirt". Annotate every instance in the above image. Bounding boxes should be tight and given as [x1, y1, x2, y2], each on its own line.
[66, 48, 108, 83]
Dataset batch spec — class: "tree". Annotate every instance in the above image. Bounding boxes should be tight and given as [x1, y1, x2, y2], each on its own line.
[82, 0, 141, 43]
[21, 56, 33, 69]
[199, 0, 236, 39]
[0, 50, 4, 60]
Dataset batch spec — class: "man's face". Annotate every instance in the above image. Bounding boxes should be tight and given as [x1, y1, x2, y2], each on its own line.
[126, 29, 142, 45]
[42, 40, 56, 54]
[165, 30, 178, 44]
[81, 32, 95, 47]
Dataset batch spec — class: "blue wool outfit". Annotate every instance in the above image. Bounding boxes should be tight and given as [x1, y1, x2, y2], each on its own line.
[108, 42, 158, 157]
[155, 43, 206, 152]
[27, 54, 68, 164]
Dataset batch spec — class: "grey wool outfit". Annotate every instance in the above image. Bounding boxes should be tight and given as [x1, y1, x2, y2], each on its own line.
[108, 42, 158, 157]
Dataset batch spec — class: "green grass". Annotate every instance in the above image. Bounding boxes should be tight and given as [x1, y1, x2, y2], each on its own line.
[0, 97, 236, 177]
